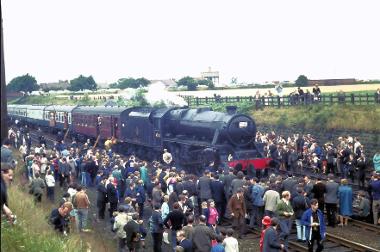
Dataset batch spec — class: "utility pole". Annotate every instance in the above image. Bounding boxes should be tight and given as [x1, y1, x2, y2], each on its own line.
[1, 7, 8, 143]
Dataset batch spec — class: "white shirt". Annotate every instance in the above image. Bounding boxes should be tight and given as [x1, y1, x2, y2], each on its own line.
[223, 236, 239, 252]
[45, 174, 55, 187]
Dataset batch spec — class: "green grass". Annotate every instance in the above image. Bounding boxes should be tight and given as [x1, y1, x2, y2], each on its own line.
[251, 104, 380, 132]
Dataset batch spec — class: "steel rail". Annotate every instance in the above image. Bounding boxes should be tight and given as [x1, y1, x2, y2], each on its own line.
[326, 233, 380, 252]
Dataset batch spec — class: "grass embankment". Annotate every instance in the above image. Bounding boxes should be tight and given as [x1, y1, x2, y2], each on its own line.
[1, 153, 114, 252]
[251, 104, 380, 132]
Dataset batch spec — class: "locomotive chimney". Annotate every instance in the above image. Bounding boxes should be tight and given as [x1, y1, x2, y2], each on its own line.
[226, 105, 237, 115]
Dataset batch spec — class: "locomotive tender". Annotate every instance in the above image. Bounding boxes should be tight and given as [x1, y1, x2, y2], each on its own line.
[7, 104, 270, 172]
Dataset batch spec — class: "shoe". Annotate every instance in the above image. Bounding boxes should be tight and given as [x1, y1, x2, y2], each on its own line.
[297, 239, 302, 242]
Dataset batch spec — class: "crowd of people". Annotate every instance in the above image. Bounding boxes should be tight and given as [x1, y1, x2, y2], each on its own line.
[2, 123, 380, 252]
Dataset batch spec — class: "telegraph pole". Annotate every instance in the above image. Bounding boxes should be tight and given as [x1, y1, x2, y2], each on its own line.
[1, 7, 8, 143]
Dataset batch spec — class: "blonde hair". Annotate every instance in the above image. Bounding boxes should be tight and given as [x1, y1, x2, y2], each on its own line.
[341, 179, 348, 185]
[282, 191, 290, 198]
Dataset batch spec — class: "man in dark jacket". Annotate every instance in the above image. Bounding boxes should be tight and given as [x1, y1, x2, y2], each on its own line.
[96, 176, 108, 220]
[124, 213, 143, 251]
[210, 174, 225, 222]
[107, 178, 118, 218]
[49, 202, 73, 234]
[227, 188, 246, 238]
[149, 204, 164, 252]
[164, 202, 186, 250]
[311, 178, 326, 212]
[325, 173, 339, 227]
[262, 217, 284, 252]
[177, 230, 193, 252]
[197, 171, 212, 209]
[192, 215, 216, 252]
[292, 187, 310, 242]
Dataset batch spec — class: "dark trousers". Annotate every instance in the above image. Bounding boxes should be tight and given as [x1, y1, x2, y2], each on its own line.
[308, 230, 323, 252]
[151, 232, 163, 252]
[109, 202, 118, 218]
[118, 238, 126, 252]
[98, 202, 106, 219]
[59, 174, 70, 187]
[215, 201, 225, 222]
[47, 186, 55, 202]
[325, 203, 337, 227]
[326, 163, 335, 175]
[232, 215, 246, 237]
[138, 203, 144, 218]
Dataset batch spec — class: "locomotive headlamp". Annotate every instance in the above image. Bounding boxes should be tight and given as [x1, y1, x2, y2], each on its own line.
[239, 121, 248, 128]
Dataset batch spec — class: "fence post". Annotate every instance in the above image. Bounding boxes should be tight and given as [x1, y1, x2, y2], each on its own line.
[277, 96, 281, 108]
[367, 93, 369, 104]
[205, 97, 208, 103]
[330, 94, 333, 105]
[225, 96, 228, 103]
[351, 93, 355, 104]
[196, 97, 199, 106]
[249, 96, 252, 102]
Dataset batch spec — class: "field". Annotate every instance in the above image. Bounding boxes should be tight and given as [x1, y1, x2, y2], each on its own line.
[173, 83, 380, 98]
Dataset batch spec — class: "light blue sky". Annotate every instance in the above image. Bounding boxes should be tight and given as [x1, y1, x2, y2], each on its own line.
[2, 0, 379, 84]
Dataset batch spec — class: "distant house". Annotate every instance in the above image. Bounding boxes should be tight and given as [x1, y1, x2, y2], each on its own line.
[149, 79, 178, 89]
[39, 80, 70, 91]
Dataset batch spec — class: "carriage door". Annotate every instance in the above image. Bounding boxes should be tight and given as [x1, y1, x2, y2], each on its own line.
[49, 111, 56, 127]
[63, 112, 68, 130]
[111, 116, 118, 138]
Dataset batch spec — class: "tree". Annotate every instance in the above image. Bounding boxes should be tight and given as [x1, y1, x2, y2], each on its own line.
[198, 79, 215, 89]
[6, 74, 39, 92]
[295, 75, 308, 87]
[177, 76, 197, 91]
[112, 77, 150, 89]
[68, 75, 97, 91]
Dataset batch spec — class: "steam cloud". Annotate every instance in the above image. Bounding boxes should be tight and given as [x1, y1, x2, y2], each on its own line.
[145, 82, 188, 107]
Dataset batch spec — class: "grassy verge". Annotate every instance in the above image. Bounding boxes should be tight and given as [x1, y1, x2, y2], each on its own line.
[1, 152, 115, 252]
[251, 104, 380, 132]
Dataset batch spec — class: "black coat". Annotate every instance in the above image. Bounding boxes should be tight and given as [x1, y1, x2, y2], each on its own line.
[262, 226, 282, 252]
[211, 180, 225, 203]
[97, 183, 108, 207]
[106, 183, 118, 204]
[292, 194, 310, 219]
[164, 209, 186, 231]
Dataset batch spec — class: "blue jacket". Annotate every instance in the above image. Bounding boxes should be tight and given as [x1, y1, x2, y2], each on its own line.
[136, 185, 146, 204]
[370, 180, 380, 200]
[301, 208, 326, 241]
[149, 210, 164, 233]
[251, 184, 265, 207]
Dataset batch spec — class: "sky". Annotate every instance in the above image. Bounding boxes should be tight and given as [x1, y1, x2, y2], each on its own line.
[2, 0, 380, 85]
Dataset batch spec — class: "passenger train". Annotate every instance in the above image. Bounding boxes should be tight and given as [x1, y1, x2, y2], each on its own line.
[7, 104, 271, 173]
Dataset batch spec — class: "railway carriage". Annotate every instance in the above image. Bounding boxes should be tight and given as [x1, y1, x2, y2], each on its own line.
[71, 106, 126, 141]
[43, 105, 77, 130]
[23, 105, 46, 126]
[7, 104, 28, 123]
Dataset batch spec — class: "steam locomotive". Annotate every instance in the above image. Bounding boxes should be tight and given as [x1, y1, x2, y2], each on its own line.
[7, 104, 270, 172]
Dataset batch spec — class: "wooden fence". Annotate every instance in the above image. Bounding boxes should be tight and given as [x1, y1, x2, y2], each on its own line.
[180, 93, 380, 107]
